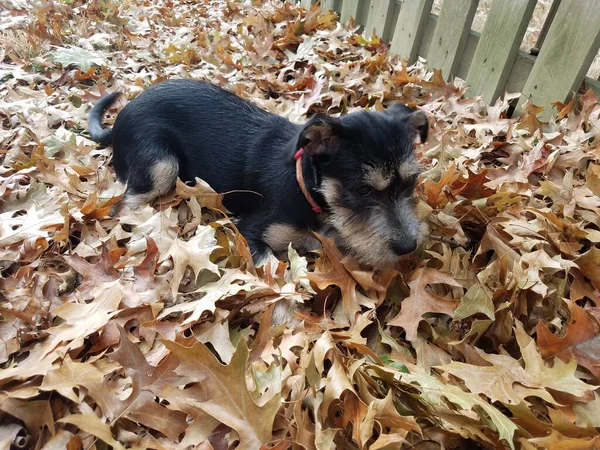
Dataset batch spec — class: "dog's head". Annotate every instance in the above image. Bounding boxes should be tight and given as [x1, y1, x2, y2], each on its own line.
[297, 103, 429, 268]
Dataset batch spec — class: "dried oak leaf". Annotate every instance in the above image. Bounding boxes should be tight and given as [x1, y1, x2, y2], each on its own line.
[46, 282, 123, 355]
[438, 345, 570, 406]
[40, 355, 119, 413]
[420, 69, 463, 99]
[515, 321, 596, 400]
[537, 300, 600, 379]
[528, 429, 600, 450]
[388, 268, 461, 342]
[0, 341, 59, 386]
[63, 245, 120, 292]
[396, 371, 518, 450]
[50, 45, 106, 71]
[0, 396, 54, 442]
[163, 339, 281, 450]
[159, 268, 261, 325]
[170, 177, 226, 211]
[575, 246, 600, 290]
[308, 235, 383, 323]
[59, 414, 125, 450]
[161, 225, 221, 298]
[109, 327, 187, 441]
[422, 162, 461, 208]
[516, 102, 546, 134]
[453, 283, 495, 321]
[585, 162, 600, 197]
[0, 205, 67, 256]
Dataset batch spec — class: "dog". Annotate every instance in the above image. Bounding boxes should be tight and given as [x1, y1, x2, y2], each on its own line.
[88, 79, 428, 270]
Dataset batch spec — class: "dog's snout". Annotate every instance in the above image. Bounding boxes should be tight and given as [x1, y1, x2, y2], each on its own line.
[391, 239, 417, 256]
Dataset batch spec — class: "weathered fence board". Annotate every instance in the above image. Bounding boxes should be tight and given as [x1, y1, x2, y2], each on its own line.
[364, 0, 395, 40]
[339, 0, 359, 24]
[413, 13, 600, 100]
[426, 0, 479, 79]
[530, 0, 561, 55]
[320, 0, 336, 11]
[390, 0, 434, 64]
[518, 0, 600, 115]
[466, 0, 536, 104]
[316, 0, 600, 114]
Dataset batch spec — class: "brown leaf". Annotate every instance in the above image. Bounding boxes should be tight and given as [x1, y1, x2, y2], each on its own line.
[59, 414, 125, 450]
[537, 301, 600, 379]
[46, 282, 123, 354]
[161, 225, 221, 298]
[308, 235, 380, 323]
[575, 247, 600, 290]
[388, 268, 461, 341]
[163, 339, 281, 449]
[528, 429, 600, 450]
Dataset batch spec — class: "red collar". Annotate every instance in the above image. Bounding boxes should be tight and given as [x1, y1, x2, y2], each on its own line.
[294, 148, 323, 214]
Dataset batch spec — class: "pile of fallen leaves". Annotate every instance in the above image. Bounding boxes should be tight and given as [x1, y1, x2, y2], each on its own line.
[1, 1, 600, 449]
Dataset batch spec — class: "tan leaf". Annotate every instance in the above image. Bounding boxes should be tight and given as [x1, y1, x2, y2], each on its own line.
[537, 300, 600, 379]
[575, 247, 600, 289]
[46, 281, 123, 354]
[59, 414, 125, 450]
[40, 356, 117, 405]
[516, 321, 596, 400]
[388, 268, 461, 341]
[161, 225, 221, 297]
[163, 339, 281, 449]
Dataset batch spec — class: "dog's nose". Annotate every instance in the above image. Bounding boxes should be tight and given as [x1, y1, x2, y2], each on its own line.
[391, 239, 417, 256]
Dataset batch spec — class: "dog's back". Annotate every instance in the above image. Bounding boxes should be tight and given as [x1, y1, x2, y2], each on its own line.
[114, 81, 294, 189]
[89, 80, 300, 212]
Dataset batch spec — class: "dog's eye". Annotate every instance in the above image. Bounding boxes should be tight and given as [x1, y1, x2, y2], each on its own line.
[357, 185, 372, 196]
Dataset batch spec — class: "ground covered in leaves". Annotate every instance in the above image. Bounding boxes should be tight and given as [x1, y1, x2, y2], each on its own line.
[1, 1, 600, 449]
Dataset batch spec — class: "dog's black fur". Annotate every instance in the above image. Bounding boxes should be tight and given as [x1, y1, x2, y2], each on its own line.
[89, 79, 428, 268]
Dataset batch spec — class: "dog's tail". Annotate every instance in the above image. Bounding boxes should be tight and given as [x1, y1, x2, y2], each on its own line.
[88, 92, 121, 146]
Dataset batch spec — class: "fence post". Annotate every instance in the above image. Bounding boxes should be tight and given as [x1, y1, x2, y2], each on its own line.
[466, 0, 536, 104]
[517, 0, 600, 117]
[319, 0, 336, 11]
[390, 0, 434, 63]
[364, 0, 395, 40]
[530, 0, 561, 55]
[426, 0, 479, 80]
[340, 0, 360, 23]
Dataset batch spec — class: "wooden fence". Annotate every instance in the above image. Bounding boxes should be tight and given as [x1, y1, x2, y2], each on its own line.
[298, 0, 600, 118]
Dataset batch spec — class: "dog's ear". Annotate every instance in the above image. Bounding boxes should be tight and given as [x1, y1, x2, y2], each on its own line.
[297, 115, 341, 157]
[406, 110, 429, 144]
[385, 102, 414, 118]
[386, 103, 429, 144]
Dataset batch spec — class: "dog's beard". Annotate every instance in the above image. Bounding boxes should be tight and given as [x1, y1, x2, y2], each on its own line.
[323, 209, 400, 269]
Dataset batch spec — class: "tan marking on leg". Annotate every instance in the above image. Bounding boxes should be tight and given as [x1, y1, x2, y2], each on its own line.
[151, 157, 179, 195]
[263, 223, 319, 254]
[122, 157, 179, 209]
[364, 165, 392, 191]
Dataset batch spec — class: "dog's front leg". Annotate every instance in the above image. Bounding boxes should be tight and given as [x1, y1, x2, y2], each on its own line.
[236, 217, 299, 326]
[235, 217, 272, 266]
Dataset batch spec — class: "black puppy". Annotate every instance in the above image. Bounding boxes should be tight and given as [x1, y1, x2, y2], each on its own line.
[89, 79, 428, 268]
